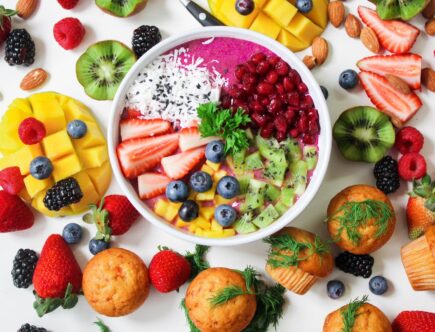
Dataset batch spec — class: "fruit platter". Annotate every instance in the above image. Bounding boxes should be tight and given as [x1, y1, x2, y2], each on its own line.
[1, 0, 435, 331]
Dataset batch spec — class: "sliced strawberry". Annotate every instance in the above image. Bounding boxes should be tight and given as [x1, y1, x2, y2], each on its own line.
[120, 118, 172, 141]
[161, 147, 205, 179]
[138, 173, 172, 199]
[179, 127, 220, 152]
[117, 133, 179, 179]
[357, 54, 422, 89]
[122, 108, 142, 120]
[359, 71, 422, 126]
[358, 6, 420, 54]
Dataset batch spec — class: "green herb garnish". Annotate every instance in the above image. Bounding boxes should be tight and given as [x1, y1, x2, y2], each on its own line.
[209, 285, 248, 306]
[94, 318, 110, 332]
[185, 245, 210, 280]
[197, 102, 251, 157]
[264, 234, 330, 268]
[33, 283, 79, 317]
[181, 299, 201, 332]
[328, 199, 393, 245]
[340, 295, 369, 332]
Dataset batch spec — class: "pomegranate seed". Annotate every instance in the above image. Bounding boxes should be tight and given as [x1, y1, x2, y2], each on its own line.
[256, 61, 270, 74]
[228, 86, 245, 99]
[268, 98, 282, 113]
[298, 82, 308, 94]
[266, 70, 279, 84]
[243, 73, 257, 85]
[285, 108, 296, 123]
[242, 82, 255, 94]
[307, 108, 319, 121]
[250, 101, 264, 112]
[235, 65, 247, 81]
[260, 123, 274, 138]
[251, 52, 267, 64]
[276, 83, 285, 94]
[283, 77, 295, 92]
[289, 128, 299, 138]
[303, 134, 316, 144]
[276, 130, 287, 142]
[287, 92, 300, 107]
[234, 98, 247, 108]
[274, 116, 288, 133]
[276, 61, 289, 76]
[257, 82, 275, 95]
[297, 116, 308, 133]
[288, 69, 301, 85]
[246, 61, 257, 73]
[308, 120, 320, 135]
[221, 94, 231, 109]
[267, 55, 280, 66]
[302, 95, 314, 108]
[261, 96, 270, 106]
[252, 112, 267, 127]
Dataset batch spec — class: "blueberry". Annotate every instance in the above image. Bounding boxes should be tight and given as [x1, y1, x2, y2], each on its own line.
[189, 171, 213, 193]
[369, 275, 388, 295]
[205, 140, 225, 163]
[217, 176, 240, 199]
[327, 280, 345, 299]
[30, 156, 53, 180]
[235, 0, 255, 15]
[178, 200, 199, 221]
[320, 85, 329, 100]
[89, 238, 110, 255]
[296, 0, 313, 13]
[166, 180, 189, 202]
[214, 204, 237, 227]
[339, 69, 359, 90]
[67, 120, 87, 139]
[62, 223, 83, 244]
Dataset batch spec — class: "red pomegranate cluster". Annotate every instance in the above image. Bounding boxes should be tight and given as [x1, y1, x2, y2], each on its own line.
[220, 52, 320, 144]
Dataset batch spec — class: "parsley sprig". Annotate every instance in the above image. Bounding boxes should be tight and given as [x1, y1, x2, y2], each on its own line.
[341, 295, 369, 332]
[197, 102, 251, 157]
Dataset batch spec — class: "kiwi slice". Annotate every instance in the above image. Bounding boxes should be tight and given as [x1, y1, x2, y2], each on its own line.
[333, 106, 395, 163]
[96, 0, 148, 17]
[377, 0, 401, 19]
[377, 0, 428, 20]
[76, 40, 136, 101]
[398, 0, 429, 20]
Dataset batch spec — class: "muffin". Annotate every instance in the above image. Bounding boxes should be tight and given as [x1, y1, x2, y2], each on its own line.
[327, 185, 396, 254]
[185, 267, 257, 332]
[82, 248, 150, 317]
[401, 225, 435, 291]
[323, 296, 391, 332]
[265, 227, 333, 295]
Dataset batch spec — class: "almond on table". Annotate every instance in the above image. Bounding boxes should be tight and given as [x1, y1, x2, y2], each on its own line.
[20, 68, 48, 91]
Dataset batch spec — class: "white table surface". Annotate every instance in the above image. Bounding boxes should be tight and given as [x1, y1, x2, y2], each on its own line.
[0, 0, 434, 331]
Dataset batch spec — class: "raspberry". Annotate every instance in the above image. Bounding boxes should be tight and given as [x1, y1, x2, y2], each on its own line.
[18, 118, 46, 145]
[53, 17, 85, 50]
[395, 126, 424, 155]
[57, 0, 79, 9]
[0, 167, 24, 195]
[398, 152, 427, 181]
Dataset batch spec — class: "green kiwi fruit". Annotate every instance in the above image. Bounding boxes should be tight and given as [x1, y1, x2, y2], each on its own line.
[398, 0, 429, 20]
[377, 0, 429, 20]
[96, 0, 148, 17]
[76, 40, 136, 101]
[377, 0, 401, 19]
[333, 106, 395, 163]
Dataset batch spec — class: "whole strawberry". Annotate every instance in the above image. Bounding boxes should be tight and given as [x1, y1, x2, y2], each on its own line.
[392, 311, 435, 332]
[84, 195, 140, 241]
[0, 6, 16, 45]
[0, 191, 34, 232]
[406, 175, 435, 239]
[57, 0, 79, 10]
[0, 166, 24, 194]
[32, 234, 82, 317]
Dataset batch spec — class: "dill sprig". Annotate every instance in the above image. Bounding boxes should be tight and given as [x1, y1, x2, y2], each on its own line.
[264, 234, 330, 268]
[340, 295, 369, 332]
[94, 318, 110, 332]
[328, 199, 393, 245]
[180, 299, 201, 332]
[185, 245, 210, 280]
[209, 286, 247, 306]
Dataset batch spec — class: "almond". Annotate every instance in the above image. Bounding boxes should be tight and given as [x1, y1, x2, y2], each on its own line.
[425, 18, 435, 36]
[328, 1, 345, 28]
[345, 14, 362, 38]
[312, 37, 328, 65]
[423, 0, 435, 19]
[360, 27, 380, 53]
[385, 74, 411, 95]
[421, 67, 435, 92]
[20, 68, 48, 91]
[303, 55, 317, 70]
[16, 0, 38, 19]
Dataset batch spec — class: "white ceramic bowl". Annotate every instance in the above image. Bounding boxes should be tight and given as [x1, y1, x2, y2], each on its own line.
[108, 27, 331, 246]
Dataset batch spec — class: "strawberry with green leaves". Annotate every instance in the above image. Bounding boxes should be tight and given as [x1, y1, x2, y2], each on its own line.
[0, 6, 16, 45]
[406, 175, 435, 239]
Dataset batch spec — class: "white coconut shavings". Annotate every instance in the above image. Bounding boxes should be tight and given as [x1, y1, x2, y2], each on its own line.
[125, 47, 227, 127]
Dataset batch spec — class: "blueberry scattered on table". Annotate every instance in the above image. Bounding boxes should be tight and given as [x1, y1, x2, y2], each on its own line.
[369, 275, 389, 295]
[62, 223, 83, 244]
[89, 238, 110, 255]
[166, 180, 189, 203]
[215, 204, 237, 227]
[327, 280, 345, 299]
[320, 85, 329, 100]
[339, 69, 359, 90]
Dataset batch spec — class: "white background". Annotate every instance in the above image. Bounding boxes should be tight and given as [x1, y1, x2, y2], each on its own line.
[0, 0, 434, 331]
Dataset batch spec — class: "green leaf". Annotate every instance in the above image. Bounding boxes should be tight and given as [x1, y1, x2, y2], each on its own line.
[62, 283, 78, 309]
[209, 286, 248, 307]
[340, 295, 369, 332]
[185, 245, 210, 280]
[94, 318, 110, 332]
[424, 196, 435, 212]
[32, 283, 79, 317]
[180, 299, 201, 332]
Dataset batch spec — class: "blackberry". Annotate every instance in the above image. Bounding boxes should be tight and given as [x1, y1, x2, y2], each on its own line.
[18, 323, 47, 332]
[132, 25, 161, 58]
[5, 29, 35, 66]
[43, 177, 83, 211]
[335, 251, 374, 278]
[376, 174, 400, 195]
[373, 156, 400, 194]
[11, 249, 38, 288]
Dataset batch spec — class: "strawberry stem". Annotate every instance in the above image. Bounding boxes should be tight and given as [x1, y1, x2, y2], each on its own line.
[33, 283, 79, 317]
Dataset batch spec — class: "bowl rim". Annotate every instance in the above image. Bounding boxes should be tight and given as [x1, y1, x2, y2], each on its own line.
[107, 26, 331, 246]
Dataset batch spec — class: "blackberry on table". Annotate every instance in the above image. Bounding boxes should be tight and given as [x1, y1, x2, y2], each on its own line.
[11, 249, 38, 289]
[18, 323, 47, 332]
[132, 25, 161, 58]
[373, 156, 400, 194]
[43, 177, 83, 211]
[335, 251, 374, 278]
[5, 29, 35, 66]
[376, 174, 400, 195]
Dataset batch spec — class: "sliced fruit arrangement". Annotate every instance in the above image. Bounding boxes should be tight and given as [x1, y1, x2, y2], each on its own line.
[0, 92, 111, 217]
[208, 0, 328, 52]
[95, 0, 148, 17]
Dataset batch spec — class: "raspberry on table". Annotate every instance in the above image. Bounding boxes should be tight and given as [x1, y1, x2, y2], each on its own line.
[18, 118, 46, 145]
[57, 0, 79, 10]
[53, 17, 85, 50]
[398, 152, 427, 181]
[395, 126, 424, 155]
[0, 167, 24, 195]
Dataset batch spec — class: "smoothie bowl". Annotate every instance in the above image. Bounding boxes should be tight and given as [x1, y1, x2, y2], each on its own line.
[108, 27, 331, 246]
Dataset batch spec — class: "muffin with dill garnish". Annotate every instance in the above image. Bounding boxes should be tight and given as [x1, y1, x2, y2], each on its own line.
[327, 185, 396, 255]
[323, 296, 391, 332]
[264, 227, 333, 295]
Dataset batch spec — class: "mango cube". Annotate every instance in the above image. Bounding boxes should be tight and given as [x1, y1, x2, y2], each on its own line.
[154, 199, 169, 218]
[165, 202, 182, 221]
[175, 217, 191, 228]
[195, 228, 205, 237]
[211, 219, 223, 233]
[189, 223, 199, 233]
[286, 13, 323, 45]
[70, 172, 99, 213]
[250, 13, 281, 39]
[201, 164, 215, 176]
[215, 195, 235, 205]
[263, 0, 298, 27]
[19, 187, 32, 203]
[29, 93, 66, 135]
[86, 161, 111, 196]
[52, 153, 82, 182]
[213, 170, 227, 182]
[192, 216, 211, 230]
[77, 146, 108, 169]
[0, 123, 23, 154]
[200, 207, 215, 221]
[42, 130, 75, 161]
[24, 175, 53, 198]
[63, 99, 93, 123]
[223, 229, 236, 237]
[73, 121, 105, 150]
[206, 160, 220, 171]
[8, 98, 33, 115]
[0, 144, 43, 175]
[287, 0, 328, 28]
[277, 29, 310, 52]
[196, 183, 216, 201]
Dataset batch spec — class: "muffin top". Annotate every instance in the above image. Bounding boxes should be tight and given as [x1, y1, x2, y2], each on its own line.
[265, 227, 333, 277]
[185, 267, 257, 332]
[327, 184, 396, 254]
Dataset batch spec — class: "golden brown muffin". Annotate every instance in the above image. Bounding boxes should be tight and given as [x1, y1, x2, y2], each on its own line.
[82, 248, 150, 317]
[323, 299, 391, 332]
[185, 267, 257, 332]
[401, 225, 435, 291]
[265, 227, 333, 295]
[327, 185, 396, 254]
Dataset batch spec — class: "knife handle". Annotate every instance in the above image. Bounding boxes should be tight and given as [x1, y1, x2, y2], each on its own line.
[186, 1, 224, 26]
